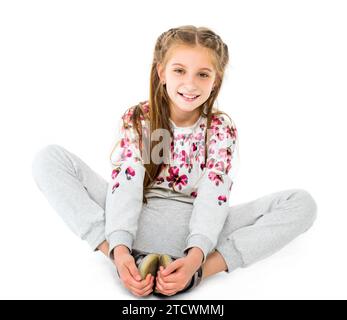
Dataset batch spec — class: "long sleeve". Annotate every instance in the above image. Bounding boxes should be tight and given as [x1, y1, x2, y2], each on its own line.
[105, 109, 145, 258]
[183, 114, 239, 263]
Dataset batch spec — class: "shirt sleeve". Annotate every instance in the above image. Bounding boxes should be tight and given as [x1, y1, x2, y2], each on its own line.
[182, 114, 239, 263]
[105, 108, 146, 259]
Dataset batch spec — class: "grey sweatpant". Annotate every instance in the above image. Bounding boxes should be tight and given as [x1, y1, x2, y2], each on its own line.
[31, 144, 318, 273]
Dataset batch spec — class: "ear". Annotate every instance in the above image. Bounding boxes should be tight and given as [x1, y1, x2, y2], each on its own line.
[156, 63, 165, 83]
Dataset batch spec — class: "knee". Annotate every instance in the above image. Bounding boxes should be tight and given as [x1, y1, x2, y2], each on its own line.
[31, 144, 63, 181]
[293, 189, 318, 229]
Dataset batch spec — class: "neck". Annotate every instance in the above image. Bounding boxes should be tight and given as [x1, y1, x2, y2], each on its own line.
[169, 105, 201, 128]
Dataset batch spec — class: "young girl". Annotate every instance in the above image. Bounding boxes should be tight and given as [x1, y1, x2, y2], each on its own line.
[31, 25, 318, 298]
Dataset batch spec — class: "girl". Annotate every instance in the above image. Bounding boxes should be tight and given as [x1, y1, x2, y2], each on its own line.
[31, 25, 318, 298]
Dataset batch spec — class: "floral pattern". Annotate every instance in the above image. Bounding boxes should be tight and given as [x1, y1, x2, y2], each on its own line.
[110, 100, 238, 206]
[166, 166, 188, 191]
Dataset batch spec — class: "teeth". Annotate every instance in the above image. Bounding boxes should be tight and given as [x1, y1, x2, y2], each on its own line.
[182, 94, 198, 98]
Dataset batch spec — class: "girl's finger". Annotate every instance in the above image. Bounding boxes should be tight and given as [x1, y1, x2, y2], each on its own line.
[131, 275, 154, 293]
[156, 276, 176, 291]
[155, 282, 177, 296]
[142, 288, 154, 296]
[130, 277, 154, 296]
[141, 277, 155, 293]
[134, 278, 154, 297]
[141, 274, 152, 286]
[126, 273, 152, 290]
[158, 271, 178, 283]
[130, 286, 147, 296]
[127, 262, 142, 282]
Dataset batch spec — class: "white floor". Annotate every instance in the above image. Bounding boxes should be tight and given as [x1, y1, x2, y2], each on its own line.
[1, 185, 345, 300]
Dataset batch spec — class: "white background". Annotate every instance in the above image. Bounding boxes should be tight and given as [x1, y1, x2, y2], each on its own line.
[1, 0, 346, 300]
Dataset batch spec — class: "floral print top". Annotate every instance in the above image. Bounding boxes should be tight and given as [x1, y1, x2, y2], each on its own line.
[105, 100, 239, 263]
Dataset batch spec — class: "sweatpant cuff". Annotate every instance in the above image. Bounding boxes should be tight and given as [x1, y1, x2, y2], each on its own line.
[215, 237, 244, 273]
[83, 222, 106, 251]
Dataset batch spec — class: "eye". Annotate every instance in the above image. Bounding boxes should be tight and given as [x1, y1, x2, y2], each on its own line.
[174, 69, 209, 78]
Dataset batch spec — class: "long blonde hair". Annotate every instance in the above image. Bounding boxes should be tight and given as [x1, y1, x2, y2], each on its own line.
[120, 25, 232, 204]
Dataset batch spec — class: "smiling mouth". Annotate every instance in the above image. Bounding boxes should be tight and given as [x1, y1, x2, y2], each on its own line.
[178, 92, 200, 100]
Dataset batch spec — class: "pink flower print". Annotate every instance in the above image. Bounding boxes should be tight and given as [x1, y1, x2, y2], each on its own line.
[194, 132, 204, 141]
[210, 138, 217, 146]
[185, 162, 193, 174]
[172, 149, 179, 161]
[122, 148, 132, 159]
[122, 108, 134, 124]
[208, 139, 217, 155]
[216, 132, 224, 141]
[166, 166, 188, 190]
[218, 195, 227, 206]
[199, 123, 206, 130]
[120, 137, 131, 148]
[191, 191, 198, 198]
[179, 150, 188, 167]
[210, 125, 220, 136]
[211, 115, 223, 126]
[125, 166, 136, 180]
[225, 124, 237, 140]
[111, 167, 121, 180]
[208, 171, 224, 186]
[225, 125, 232, 139]
[222, 148, 233, 174]
[214, 160, 225, 172]
[156, 176, 164, 185]
[218, 148, 228, 159]
[200, 163, 206, 171]
[206, 158, 215, 169]
[176, 134, 186, 146]
[226, 162, 232, 175]
[112, 182, 120, 194]
[142, 102, 149, 114]
[190, 143, 199, 162]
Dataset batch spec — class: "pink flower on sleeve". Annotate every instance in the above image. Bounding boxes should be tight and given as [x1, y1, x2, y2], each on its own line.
[120, 137, 130, 148]
[211, 115, 223, 126]
[218, 195, 227, 206]
[112, 182, 120, 194]
[208, 172, 224, 186]
[214, 160, 225, 172]
[111, 167, 121, 179]
[125, 166, 136, 180]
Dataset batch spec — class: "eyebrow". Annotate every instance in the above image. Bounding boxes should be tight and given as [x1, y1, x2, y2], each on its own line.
[171, 63, 213, 72]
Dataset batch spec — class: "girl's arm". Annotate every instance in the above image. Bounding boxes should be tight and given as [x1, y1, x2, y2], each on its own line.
[105, 108, 146, 260]
[183, 115, 239, 264]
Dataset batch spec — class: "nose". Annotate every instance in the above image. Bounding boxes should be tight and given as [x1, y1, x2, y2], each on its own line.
[183, 75, 198, 92]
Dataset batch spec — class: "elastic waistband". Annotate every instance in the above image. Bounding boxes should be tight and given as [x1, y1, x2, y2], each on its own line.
[145, 187, 195, 205]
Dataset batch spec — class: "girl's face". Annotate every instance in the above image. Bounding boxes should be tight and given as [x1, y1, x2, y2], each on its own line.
[157, 45, 217, 120]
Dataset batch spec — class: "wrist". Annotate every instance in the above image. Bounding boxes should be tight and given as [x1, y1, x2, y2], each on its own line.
[187, 247, 204, 265]
[114, 245, 130, 256]
[97, 241, 109, 257]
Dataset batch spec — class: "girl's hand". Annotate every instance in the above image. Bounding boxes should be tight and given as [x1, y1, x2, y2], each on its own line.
[113, 246, 154, 297]
[155, 256, 201, 296]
